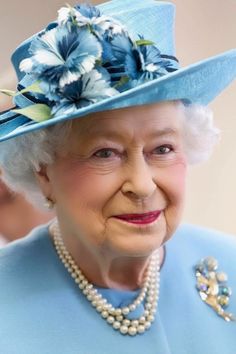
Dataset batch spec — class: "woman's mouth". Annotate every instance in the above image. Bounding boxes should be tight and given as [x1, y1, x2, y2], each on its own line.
[114, 210, 162, 225]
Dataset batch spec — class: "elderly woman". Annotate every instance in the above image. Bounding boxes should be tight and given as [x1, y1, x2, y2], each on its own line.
[0, 1, 236, 353]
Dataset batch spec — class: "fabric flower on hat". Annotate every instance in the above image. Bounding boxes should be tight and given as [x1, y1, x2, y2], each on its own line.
[20, 25, 102, 100]
[102, 33, 176, 90]
[57, 4, 101, 26]
[52, 68, 118, 116]
[135, 38, 175, 82]
[58, 4, 125, 38]
[13, 3, 178, 123]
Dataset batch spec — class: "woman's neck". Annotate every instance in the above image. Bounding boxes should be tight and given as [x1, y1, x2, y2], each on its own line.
[50, 223, 165, 290]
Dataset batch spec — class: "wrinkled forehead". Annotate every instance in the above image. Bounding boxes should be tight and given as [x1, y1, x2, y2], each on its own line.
[72, 101, 184, 138]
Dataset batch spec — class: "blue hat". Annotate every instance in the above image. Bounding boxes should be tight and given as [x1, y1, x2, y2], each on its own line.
[0, 0, 236, 143]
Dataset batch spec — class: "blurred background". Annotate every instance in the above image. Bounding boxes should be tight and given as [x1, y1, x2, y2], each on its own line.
[0, 0, 236, 235]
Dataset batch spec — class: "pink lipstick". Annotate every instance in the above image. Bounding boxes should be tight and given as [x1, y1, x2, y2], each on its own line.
[114, 210, 162, 225]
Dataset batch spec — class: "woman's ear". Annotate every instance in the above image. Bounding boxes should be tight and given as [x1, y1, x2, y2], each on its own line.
[34, 164, 55, 201]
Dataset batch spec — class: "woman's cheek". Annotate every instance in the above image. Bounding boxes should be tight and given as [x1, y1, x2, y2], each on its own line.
[54, 161, 119, 203]
[158, 160, 187, 201]
[174, 161, 187, 189]
[171, 163, 187, 204]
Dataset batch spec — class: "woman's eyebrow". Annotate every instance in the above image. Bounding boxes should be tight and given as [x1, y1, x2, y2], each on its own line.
[81, 127, 180, 142]
[148, 127, 180, 138]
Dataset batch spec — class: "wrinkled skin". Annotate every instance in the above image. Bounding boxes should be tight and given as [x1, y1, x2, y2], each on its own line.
[36, 101, 187, 290]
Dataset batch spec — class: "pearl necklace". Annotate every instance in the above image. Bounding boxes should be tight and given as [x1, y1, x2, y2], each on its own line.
[50, 222, 161, 336]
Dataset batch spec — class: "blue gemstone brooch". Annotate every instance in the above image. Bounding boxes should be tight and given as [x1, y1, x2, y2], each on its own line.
[194, 257, 235, 322]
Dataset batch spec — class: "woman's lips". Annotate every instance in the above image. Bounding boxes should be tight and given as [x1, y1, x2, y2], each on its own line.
[114, 210, 162, 225]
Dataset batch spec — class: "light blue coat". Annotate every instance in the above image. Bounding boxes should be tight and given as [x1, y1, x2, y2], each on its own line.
[0, 224, 235, 354]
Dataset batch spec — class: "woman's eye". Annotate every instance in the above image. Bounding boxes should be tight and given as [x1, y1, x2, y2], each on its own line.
[93, 149, 115, 158]
[154, 145, 173, 155]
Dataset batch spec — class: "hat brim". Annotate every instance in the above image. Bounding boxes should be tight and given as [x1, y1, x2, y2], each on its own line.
[0, 49, 236, 143]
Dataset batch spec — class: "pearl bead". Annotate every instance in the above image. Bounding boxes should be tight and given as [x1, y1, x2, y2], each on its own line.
[122, 307, 130, 315]
[101, 311, 109, 318]
[103, 304, 111, 311]
[149, 290, 155, 297]
[94, 294, 102, 301]
[148, 314, 155, 323]
[96, 305, 103, 313]
[107, 316, 115, 324]
[147, 296, 154, 303]
[115, 309, 122, 316]
[139, 294, 145, 302]
[109, 308, 116, 316]
[137, 325, 145, 333]
[131, 320, 139, 327]
[96, 300, 104, 308]
[116, 315, 124, 322]
[139, 316, 146, 324]
[120, 325, 128, 335]
[128, 326, 137, 336]
[113, 321, 121, 330]
[122, 319, 131, 326]
[145, 321, 151, 329]
[129, 304, 136, 312]
[134, 299, 141, 306]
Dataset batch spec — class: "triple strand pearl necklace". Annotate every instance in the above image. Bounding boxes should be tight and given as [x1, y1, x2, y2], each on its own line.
[50, 221, 161, 336]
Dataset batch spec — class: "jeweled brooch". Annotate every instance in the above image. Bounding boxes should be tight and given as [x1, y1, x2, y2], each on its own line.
[194, 257, 235, 322]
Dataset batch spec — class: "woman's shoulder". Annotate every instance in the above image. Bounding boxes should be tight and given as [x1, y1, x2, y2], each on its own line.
[168, 223, 236, 272]
[0, 224, 53, 280]
[174, 223, 236, 250]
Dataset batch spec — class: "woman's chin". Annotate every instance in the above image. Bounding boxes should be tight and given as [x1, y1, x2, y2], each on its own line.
[105, 216, 167, 256]
[107, 232, 166, 257]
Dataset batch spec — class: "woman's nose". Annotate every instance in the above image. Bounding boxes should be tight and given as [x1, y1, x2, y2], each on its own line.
[121, 154, 156, 199]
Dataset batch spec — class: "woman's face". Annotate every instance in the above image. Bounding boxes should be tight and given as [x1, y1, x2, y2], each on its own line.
[41, 101, 187, 257]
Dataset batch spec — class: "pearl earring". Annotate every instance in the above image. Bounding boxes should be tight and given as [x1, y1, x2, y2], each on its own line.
[44, 197, 55, 210]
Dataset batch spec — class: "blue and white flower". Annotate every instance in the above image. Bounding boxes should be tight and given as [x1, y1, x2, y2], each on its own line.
[20, 25, 102, 100]
[14, 3, 177, 123]
[52, 69, 118, 116]
[58, 4, 125, 39]
[136, 41, 174, 82]
[57, 6, 75, 26]
[102, 33, 175, 90]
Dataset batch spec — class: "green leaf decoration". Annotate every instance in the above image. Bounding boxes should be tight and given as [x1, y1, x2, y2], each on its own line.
[95, 58, 103, 66]
[136, 39, 155, 46]
[0, 81, 43, 98]
[114, 76, 130, 88]
[12, 104, 52, 122]
[16, 81, 44, 95]
[0, 89, 17, 97]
